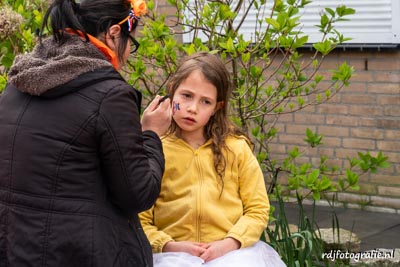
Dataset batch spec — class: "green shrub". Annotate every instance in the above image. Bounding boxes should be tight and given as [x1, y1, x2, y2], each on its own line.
[0, 0, 46, 92]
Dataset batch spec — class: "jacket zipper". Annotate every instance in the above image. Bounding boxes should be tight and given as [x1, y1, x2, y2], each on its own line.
[194, 150, 202, 242]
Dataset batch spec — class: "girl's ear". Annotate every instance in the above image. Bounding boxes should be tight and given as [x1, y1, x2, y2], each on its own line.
[213, 101, 224, 114]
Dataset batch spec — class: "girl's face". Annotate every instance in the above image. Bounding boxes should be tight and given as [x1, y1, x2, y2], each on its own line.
[172, 70, 219, 140]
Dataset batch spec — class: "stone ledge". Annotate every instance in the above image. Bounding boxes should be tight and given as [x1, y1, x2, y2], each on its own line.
[284, 195, 400, 215]
[317, 228, 361, 253]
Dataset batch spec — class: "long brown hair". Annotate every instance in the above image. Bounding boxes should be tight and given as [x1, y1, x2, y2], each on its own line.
[166, 52, 246, 190]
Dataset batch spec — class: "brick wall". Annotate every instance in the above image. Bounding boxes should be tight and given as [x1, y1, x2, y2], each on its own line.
[268, 48, 400, 213]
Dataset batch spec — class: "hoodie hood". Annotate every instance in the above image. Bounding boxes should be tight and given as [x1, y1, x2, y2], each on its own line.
[7, 34, 112, 96]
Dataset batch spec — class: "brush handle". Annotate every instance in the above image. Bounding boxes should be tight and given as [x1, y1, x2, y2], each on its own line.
[158, 94, 170, 104]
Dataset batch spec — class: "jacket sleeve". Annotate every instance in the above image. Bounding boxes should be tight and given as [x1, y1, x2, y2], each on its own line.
[139, 207, 174, 253]
[96, 83, 164, 216]
[225, 139, 270, 248]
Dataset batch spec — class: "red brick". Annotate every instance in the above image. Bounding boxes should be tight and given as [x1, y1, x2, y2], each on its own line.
[350, 71, 374, 82]
[342, 94, 376, 105]
[349, 105, 383, 116]
[326, 115, 360, 126]
[317, 147, 335, 157]
[293, 113, 325, 124]
[368, 59, 400, 71]
[377, 95, 400, 105]
[378, 186, 400, 198]
[377, 119, 400, 129]
[377, 140, 400, 152]
[370, 174, 400, 186]
[286, 124, 316, 135]
[317, 104, 349, 115]
[279, 135, 307, 146]
[385, 130, 400, 140]
[384, 107, 400, 116]
[368, 83, 400, 94]
[319, 126, 349, 137]
[343, 138, 376, 150]
[268, 143, 287, 154]
[351, 128, 384, 139]
[345, 82, 367, 93]
[278, 113, 294, 123]
[335, 148, 359, 159]
[374, 72, 400, 83]
[359, 117, 376, 127]
[321, 137, 342, 147]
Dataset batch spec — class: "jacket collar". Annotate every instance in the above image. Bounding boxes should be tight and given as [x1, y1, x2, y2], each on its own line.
[8, 34, 112, 96]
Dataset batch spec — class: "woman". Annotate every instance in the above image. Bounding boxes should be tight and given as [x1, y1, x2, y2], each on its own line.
[0, 0, 170, 266]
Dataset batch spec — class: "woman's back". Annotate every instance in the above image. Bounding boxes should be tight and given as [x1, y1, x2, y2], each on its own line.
[0, 65, 160, 266]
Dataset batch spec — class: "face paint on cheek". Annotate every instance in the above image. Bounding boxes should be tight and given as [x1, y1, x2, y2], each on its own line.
[172, 101, 180, 115]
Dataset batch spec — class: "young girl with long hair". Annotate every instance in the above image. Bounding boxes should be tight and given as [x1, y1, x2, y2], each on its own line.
[139, 52, 285, 267]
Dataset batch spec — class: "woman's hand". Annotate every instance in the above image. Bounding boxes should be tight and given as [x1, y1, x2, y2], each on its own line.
[199, 237, 241, 263]
[141, 95, 171, 136]
[163, 241, 208, 257]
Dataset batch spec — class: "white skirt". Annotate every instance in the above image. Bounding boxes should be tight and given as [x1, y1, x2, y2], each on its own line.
[153, 241, 286, 267]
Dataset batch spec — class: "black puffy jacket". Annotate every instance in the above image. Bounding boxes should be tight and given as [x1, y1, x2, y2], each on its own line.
[0, 37, 164, 267]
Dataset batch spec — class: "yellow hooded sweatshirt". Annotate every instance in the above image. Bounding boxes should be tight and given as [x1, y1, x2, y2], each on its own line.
[139, 134, 270, 253]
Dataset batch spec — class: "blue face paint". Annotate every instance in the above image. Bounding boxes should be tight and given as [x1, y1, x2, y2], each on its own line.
[173, 101, 180, 115]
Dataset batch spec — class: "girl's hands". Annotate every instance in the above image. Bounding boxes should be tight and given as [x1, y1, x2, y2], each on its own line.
[163, 238, 240, 263]
[163, 241, 208, 257]
[141, 95, 171, 137]
[199, 238, 240, 263]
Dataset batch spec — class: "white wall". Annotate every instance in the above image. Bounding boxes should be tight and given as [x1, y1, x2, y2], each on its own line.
[183, 0, 400, 46]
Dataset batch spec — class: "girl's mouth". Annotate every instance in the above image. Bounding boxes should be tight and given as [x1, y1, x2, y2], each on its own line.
[183, 117, 196, 123]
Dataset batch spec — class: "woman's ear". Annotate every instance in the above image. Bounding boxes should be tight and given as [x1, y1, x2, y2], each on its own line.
[104, 25, 122, 50]
[108, 24, 122, 38]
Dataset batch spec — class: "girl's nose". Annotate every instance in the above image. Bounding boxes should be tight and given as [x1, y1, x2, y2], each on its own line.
[187, 101, 198, 113]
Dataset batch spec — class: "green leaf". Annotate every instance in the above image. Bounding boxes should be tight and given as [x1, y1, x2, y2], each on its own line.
[304, 128, 323, 147]
[313, 40, 333, 55]
[313, 191, 320, 200]
[325, 7, 335, 17]
[346, 169, 359, 187]
[265, 18, 280, 30]
[320, 176, 332, 191]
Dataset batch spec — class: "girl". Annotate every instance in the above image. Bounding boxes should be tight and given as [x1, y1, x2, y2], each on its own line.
[139, 52, 286, 267]
[0, 0, 171, 266]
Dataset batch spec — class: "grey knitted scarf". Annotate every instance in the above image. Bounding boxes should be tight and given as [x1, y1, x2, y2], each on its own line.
[8, 34, 113, 96]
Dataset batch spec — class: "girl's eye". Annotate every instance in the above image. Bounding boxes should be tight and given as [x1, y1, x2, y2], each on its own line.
[202, 99, 212, 105]
[182, 93, 191, 99]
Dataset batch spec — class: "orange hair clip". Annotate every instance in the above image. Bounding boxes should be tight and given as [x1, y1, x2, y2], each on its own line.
[118, 0, 147, 31]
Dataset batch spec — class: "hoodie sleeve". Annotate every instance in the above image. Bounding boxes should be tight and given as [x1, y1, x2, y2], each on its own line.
[139, 207, 175, 253]
[96, 83, 164, 216]
[225, 138, 270, 248]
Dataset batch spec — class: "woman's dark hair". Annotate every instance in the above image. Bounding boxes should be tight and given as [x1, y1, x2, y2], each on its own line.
[41, 0, 137, 62]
